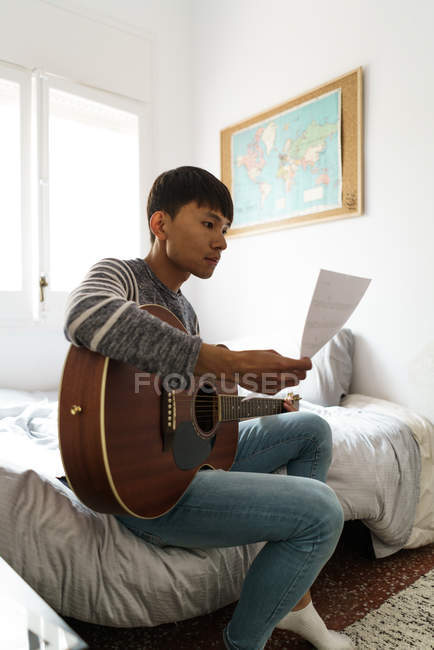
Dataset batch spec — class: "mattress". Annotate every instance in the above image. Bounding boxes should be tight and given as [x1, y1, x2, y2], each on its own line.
[0, 388, 431, 626]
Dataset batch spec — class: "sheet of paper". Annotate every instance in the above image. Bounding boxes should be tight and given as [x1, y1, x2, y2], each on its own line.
[300, 269, 371, 358]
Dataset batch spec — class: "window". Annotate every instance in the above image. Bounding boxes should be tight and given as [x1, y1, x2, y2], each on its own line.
[0, 62, 149, 325]
[48, 87, 141, 291]
[0, 77, 21, 290]
[0, 63, 32, 321]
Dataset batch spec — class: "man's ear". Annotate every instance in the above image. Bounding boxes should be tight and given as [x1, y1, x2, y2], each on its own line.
[150, 211, 168, 241]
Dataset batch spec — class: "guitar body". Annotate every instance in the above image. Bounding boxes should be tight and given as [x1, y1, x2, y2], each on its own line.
[58, 304, 238, 518]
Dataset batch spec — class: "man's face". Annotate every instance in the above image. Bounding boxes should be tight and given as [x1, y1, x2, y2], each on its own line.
[162, 201, 230, 279]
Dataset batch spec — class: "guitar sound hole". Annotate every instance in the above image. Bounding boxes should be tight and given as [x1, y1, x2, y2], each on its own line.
[195, 383, 217, 434]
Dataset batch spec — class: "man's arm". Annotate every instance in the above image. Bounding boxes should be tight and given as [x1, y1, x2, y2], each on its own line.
[64, 258, 202, 380]
[195, 343, 311, 395]
[65, 258, 310, 392]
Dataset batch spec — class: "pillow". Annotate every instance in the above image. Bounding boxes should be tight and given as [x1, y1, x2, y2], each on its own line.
[298, 328, 354, 406]
[221, 328, 354, 407]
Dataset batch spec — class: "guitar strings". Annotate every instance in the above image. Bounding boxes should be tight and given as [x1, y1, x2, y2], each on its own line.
[162, 395, 287, 401]
[166, 396, 284, 400]
[165, 395, 285, 404]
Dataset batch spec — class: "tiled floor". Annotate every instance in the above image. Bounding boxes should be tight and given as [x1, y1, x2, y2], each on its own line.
[66, 521, 434, 650]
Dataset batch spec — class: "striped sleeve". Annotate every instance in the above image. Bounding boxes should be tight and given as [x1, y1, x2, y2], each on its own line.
[64, 258, 202, 378]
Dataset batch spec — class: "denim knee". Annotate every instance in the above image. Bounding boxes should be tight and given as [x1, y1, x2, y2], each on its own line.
[309, 413, 332, 446]
[315, 482, 344, 548]
[303, 413, 333, 459]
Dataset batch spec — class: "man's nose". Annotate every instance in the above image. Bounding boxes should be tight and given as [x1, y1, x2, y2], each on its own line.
[214, 231, 227, 250]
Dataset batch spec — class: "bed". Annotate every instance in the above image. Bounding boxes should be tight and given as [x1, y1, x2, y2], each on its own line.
[0, 330, 432, 627]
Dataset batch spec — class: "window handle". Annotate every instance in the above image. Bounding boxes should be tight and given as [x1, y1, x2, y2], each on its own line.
[39, 274, 48, 302]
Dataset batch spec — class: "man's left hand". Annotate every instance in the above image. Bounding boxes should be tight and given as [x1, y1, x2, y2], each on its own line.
[283, 395, 299, 412]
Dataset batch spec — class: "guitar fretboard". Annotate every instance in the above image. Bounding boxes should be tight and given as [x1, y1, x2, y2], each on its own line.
[218, 395, 286, 422]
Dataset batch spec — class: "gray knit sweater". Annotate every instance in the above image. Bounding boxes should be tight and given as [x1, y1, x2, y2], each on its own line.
[64, 257, 202, 379]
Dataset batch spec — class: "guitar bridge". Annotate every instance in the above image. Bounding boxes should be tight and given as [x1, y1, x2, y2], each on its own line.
[161, 389, 176, 451]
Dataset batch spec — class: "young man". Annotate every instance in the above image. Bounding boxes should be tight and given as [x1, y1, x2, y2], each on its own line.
[64, 166, 354, 650]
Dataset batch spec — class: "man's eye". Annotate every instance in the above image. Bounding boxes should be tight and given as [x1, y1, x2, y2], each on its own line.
[203, 222, 213, 228]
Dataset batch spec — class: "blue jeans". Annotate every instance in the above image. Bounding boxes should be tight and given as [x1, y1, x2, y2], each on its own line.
[115, 412, 344, 650]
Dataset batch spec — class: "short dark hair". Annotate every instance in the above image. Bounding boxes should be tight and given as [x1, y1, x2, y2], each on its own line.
[146, 166, 233, 244]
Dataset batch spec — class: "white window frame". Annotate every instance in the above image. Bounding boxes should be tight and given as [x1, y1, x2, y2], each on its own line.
[0, 61, 33, 325]
[0, 63, 151, 327]
[35, 70, 150, 325]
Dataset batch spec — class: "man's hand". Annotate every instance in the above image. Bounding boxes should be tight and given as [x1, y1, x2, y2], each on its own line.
[194, 343, 312, 396]
[283, 395, 299, 412]
[235, 349, 311, 395]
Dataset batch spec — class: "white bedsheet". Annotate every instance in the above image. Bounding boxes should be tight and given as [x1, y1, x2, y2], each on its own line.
[341, 394, 434, 551]
[299, 397, 423, 557]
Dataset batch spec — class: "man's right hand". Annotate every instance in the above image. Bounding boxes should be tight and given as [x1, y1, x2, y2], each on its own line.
[194, 343, 312, 395]
[232, 348, 311, 395]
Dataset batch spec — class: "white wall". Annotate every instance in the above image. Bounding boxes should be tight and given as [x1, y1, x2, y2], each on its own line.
[0, 0, 194, 390]
[1, 0, 433, 425]
[188, 0, 434, 422]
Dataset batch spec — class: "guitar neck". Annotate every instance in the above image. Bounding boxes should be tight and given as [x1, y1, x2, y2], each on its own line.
[217, 394, 298, 422]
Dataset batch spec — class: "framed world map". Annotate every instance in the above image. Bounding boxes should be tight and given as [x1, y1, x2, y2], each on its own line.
[221, 67, 363, 237]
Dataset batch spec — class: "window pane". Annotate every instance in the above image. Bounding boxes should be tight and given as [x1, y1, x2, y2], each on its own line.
[48, 89, 141, 291]
[0, 78, 22, 291]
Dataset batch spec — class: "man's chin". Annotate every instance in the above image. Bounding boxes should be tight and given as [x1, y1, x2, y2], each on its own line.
[193, 267, 215, 279]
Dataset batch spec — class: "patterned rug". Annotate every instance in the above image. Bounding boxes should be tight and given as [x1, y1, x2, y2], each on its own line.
[343, 569, 434, 649]
[65, 522, 434, 649]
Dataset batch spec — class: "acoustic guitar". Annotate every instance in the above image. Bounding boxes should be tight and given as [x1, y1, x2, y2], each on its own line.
[58, 304, 300, 519]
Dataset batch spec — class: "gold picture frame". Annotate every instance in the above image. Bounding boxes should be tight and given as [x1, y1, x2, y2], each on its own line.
[221, 67, 363, 237]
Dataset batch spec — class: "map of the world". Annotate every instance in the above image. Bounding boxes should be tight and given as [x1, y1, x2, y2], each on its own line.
[232, 89, 342, 228]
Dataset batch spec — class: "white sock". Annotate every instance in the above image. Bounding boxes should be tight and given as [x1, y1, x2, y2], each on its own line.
[275, 600, 355, 650]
